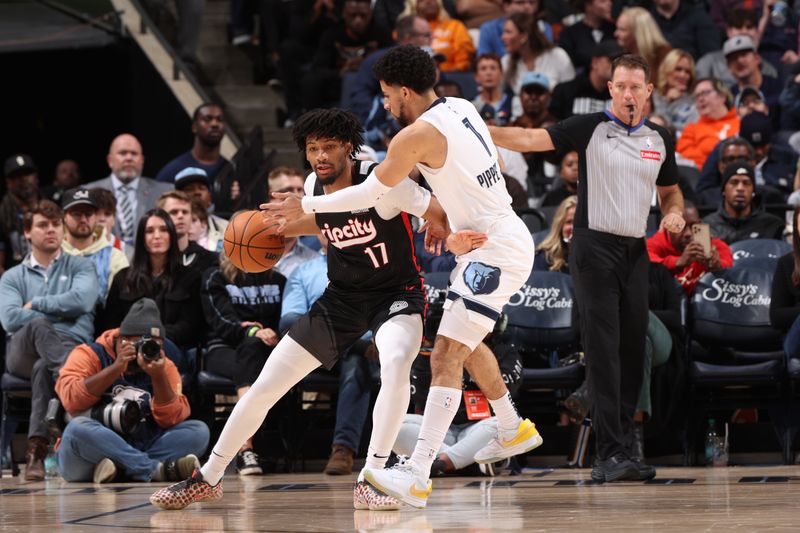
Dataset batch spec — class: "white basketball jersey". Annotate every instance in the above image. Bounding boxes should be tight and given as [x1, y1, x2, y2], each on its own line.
[416, 97, 514, 233]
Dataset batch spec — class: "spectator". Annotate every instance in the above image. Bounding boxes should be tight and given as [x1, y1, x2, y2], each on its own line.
[103, 209, 205, 372]
[652, 49, 699, 137]
[85, 134, 173, 247]
[157, 190, 219, 273]
[277, 237, 377, 475]
[302, 0, 392, 112]
[502, 13, 574, 101]
[549, 40, 620, 120]
[614, 7, 672, 85]
[202, 252, 286, 475]
[394, 303, 523, 476]
[477, 0, 552, 58]
[696, 9, 779, 87]
[434, 79, 463, 97]
[723, 35, 783, 124]
[1, 154, 40, 271]
[55, 298, 209, 483]
[557, 0, 615, 72]
[703, 162, 785, 243]
[155, 104, 231, 185]
[737, 111, 797, 200]
[647, 203, 733, 295]
[173, 167, 228, 253]
[708, 0, 763, 32]
[42, 159, 81, 204]
[677, 78, 739, 169]
[188, 199, 211, 249]
[541, 151, 578, 207]
[695, 136, 756, 205]
[533, 194, 576, 272]
[779, 66, 800, 132]
[455, 0, 505, 29]
[267, 167, 321, 278]
[61, 188, 129, 304]
[510, 71, 556, 126]
[649, 0, 720, 60]
[90, 187, 130, 258]
[770, 205, 800, 361]
[756, 0, 798, 76]
[473, 53, 513, 126]
[0, 200, 98, 481]
[404, 0, 475, 71]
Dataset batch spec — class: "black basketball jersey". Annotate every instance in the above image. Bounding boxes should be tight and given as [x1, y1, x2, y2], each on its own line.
[313, 161, 422, 292]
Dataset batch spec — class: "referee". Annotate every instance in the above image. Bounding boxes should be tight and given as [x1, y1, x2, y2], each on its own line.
[489, 54, 684, 482]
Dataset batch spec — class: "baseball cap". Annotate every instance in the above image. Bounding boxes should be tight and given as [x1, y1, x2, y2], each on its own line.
[420, 46, 446, 63]
[520, 71, 550, 92]
[4, 154, 37, 178]
[62, 187, 97, 211]
[592, 40, 624, 59]
[174, 167, 210, 190]
[723, 35, 756, 58]
[739, 111, 772, 147]
[734, 86, 765, 110]
[721, 161, 755, 188]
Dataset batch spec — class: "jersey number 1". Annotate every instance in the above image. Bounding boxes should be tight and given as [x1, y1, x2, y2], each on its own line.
[364, 242, 388, 268]
[462, 117, 492, 156]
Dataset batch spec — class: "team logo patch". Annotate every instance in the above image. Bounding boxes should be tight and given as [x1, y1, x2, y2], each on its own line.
[389, 301, 409, 314]
[640, 150, 661, 161]
[463, 262, 501, 295]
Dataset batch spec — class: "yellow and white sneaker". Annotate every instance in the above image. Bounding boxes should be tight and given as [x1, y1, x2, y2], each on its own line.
[363, 457, 432, 509]
[474, 418, 543, 464]
[353, 480, 401, 511]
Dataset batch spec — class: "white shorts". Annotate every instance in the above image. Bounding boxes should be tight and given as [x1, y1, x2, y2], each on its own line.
[437, 215, 534, 351]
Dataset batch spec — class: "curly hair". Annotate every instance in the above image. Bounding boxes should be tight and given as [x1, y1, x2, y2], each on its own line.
[291, 108, 364, 158]
[373, 44, 437, 94]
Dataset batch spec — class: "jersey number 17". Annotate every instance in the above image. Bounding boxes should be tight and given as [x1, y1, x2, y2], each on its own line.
[364, 242, 389, 268]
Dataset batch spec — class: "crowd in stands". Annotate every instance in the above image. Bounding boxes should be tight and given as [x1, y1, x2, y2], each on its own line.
[4, 0, 800, 483]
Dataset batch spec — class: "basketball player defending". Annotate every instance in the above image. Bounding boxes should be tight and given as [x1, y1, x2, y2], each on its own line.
[150, 108, 483, 511]
[264, 45, 543, 508]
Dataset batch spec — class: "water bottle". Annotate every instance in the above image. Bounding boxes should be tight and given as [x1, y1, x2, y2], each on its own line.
[44, 448, 59, 478]
[771, 1, 788, 27]
[704, 419, 717, 466]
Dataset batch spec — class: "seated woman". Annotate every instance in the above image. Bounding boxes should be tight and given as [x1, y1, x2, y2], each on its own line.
[533, 195, 576, 273]
[103, 209, 205, 374]
[202, 251, 287, 476]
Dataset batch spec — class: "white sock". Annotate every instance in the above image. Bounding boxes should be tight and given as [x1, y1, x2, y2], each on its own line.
[489, 392, 522, 437]
[363, 314, 423, 477]
[410, 386, 461, 479]
[200, 336, 320, 486]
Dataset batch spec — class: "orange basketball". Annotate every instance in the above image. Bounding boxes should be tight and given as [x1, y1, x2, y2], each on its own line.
[223, 210, 285, 273]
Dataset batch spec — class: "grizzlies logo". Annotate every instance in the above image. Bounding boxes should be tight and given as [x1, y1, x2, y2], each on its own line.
[463, 262, 501, 295]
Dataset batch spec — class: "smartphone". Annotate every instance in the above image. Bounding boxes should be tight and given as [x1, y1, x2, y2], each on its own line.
[692, 223, 711, 257]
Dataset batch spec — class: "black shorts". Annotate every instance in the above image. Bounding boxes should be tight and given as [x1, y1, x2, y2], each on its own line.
[287, 283, 426, 369]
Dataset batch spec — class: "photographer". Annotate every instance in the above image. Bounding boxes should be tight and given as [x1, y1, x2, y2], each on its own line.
[55, 298, 209, 483]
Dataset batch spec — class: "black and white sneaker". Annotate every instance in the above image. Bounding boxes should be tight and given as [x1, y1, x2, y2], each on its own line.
[236, 449, 263, 476]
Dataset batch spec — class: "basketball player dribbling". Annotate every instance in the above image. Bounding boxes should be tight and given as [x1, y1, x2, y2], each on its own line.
[149, 108, 486, 511]
[264, 45, 543, 509]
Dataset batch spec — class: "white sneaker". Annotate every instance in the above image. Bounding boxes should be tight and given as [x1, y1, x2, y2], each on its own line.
[93, 458, 117, 484]
[474, 418, 543, 464]
[363, 457, 432, 509]
[353, 480, 400, 511]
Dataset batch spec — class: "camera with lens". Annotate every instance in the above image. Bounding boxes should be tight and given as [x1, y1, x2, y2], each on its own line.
[133, 335, 161, 361]
[90, 399, 141, 436]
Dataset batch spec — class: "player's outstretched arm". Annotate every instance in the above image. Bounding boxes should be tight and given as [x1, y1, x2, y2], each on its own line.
[277, 213, 321, 237]
[488, 126, 555, 153]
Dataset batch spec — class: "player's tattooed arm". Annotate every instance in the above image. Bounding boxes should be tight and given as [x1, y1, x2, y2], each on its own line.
[488, 126, 555, 153]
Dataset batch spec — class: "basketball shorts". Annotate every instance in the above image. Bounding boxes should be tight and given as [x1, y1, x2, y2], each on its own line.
[287, 281, 426, 369]
[438, 215, 534, 351]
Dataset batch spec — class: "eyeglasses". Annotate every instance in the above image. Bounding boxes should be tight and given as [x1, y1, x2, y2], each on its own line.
[693, 88, 715, 100]
[721, 155, 748, 165]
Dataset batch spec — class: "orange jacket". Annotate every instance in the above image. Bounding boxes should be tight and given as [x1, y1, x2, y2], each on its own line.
[676, 108, 740, 169]
[55, 328, 190, 429]
[430, 18, 476, 72]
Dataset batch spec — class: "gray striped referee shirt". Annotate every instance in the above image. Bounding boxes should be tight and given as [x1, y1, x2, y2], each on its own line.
[546, 110, 678, 238]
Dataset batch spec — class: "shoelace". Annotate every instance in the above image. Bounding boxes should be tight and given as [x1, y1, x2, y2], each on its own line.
[241, 450, 258, 464]
[389, 455, 415, 473]
[170, 472, 203, 492]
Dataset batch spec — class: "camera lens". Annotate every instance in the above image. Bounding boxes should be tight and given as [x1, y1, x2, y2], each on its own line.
[140, 339, 161, 361]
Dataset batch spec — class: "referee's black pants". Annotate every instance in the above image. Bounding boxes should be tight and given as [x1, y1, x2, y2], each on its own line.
[570, 228, 649, 461]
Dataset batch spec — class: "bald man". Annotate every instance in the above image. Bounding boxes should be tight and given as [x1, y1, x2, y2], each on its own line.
[85, 134, 173, 245]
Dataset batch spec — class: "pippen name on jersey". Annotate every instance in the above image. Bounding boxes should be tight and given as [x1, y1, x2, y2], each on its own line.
[476, 163, 501, 189]
[321, 218, 378, 249]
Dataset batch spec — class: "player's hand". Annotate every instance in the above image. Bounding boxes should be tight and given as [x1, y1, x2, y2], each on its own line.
[418, 219, 451, 255]
[660, 212, 685, 234]
[255, 328, 279, 347]
[260, 192, 304, 232]
[445, 230, 489, 256]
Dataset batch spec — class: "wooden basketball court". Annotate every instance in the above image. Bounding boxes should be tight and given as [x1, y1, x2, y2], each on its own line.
[2, 465, 799, 531]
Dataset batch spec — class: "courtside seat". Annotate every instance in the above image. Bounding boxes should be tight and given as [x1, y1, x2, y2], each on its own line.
[686, 257, 788, 464]
[196, 370, 236, 393]
[1, 372, 32, 477]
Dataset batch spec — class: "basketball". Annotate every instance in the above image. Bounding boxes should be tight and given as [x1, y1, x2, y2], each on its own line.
[223, 210, 285, 273]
